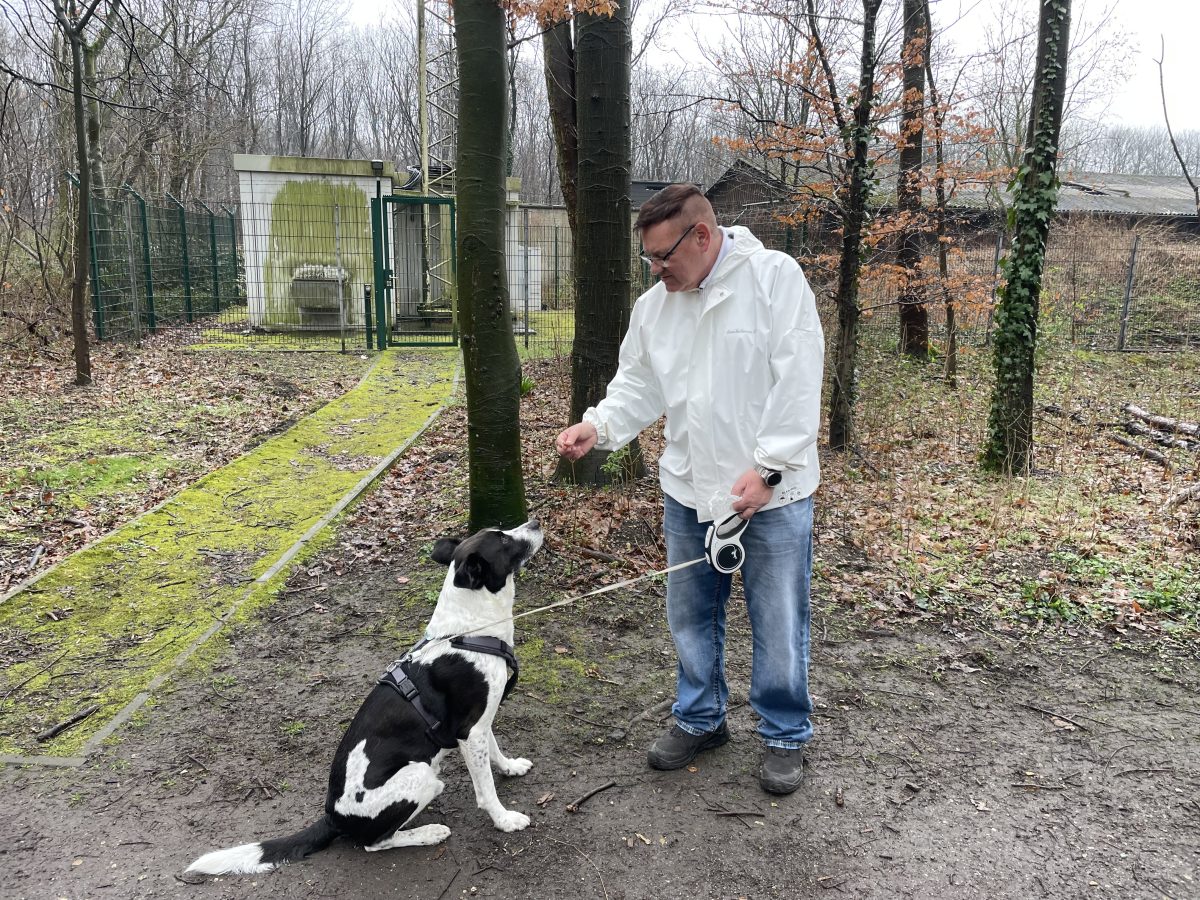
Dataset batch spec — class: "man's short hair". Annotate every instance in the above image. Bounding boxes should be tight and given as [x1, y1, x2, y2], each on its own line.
[635, 183, 706, 232]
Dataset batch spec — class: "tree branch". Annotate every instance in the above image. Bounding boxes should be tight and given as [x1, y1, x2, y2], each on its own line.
[1155, 37, 1199, 214]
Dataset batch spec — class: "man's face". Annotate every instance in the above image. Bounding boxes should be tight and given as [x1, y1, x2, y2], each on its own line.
[641, 218, 707, 292]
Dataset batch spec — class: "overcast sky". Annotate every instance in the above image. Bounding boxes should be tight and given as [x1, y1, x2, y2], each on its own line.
[937, 0, 1199, 130]
[354, 0, 1198, 133]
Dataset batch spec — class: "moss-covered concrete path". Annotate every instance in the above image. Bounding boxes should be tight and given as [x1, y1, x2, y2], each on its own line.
[0, 348, 459, 765]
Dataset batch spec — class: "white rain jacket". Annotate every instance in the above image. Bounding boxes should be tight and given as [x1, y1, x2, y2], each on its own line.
[583, 226, 824, 522]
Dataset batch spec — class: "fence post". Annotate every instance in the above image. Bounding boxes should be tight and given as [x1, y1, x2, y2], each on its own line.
[65, 172, 106, 341]
[222, 205, 239, 305]
[364, 284, 375, 349]
[1117, 234, 1141, 352]
[195, 199, 220, 312]
[523, 206, 531, 350]
[122, 185, 155, 334]
[371, 196, 388, 350]
[985, 230, 1004, 345]
[165, 193, 193, 323]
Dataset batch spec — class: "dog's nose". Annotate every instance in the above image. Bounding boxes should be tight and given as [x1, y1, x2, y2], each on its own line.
[527, 519, 541, 530]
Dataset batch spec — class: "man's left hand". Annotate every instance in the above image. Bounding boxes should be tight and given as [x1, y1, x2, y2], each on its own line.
[731, 469, 775, 519]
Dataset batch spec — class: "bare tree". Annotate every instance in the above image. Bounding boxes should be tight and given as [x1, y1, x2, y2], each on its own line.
[1154, 38, 1198, 214]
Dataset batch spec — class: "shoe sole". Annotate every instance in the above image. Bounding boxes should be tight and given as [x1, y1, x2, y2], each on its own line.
[647, 729, 730, 771]
[759, 773, 803, 795]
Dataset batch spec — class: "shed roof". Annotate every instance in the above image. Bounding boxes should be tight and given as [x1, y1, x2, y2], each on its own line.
[705, 160, 1200, 218]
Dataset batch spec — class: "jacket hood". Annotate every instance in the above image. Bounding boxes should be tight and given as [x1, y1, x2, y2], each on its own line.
[706, 225, 766, 284]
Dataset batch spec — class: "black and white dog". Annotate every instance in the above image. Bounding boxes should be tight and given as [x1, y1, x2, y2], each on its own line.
[185, 520, 544, 876]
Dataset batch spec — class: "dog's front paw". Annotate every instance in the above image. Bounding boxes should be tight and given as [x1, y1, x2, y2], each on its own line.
[498, 756, 532, 777]
[492, 809, 531, 832]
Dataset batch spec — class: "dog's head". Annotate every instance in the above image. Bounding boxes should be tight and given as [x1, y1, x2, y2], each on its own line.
[430, 520, 543, 594]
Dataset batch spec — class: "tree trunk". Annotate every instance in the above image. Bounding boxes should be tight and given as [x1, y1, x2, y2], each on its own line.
[542, 19, 578, 236]
[552, 2, 640, 486]
[919, 0, 955, 385]
[828, 0, 883, 452]
[454, 0, 528, 529]
[897, 0, 928, 359]
[981, 0, 1072, 474]
[58, 4, 93, 385]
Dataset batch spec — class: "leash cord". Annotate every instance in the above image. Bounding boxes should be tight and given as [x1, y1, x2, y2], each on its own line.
[415, 556, 707, 654]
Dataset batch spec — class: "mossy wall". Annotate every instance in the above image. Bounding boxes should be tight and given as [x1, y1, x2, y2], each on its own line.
[259, 180, 373, 328]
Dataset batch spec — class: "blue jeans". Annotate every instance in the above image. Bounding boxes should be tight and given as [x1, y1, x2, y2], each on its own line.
[663, 493, 814, 748]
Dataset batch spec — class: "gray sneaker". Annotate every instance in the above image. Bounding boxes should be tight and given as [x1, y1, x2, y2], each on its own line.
[759, 746, 804, 794]
[647, 722, 729, 770]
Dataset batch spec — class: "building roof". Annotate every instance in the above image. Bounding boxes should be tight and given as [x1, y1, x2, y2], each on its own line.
[705, 159, 1200, 219]
[631, 179, 685, 209]
[1053, 173, 1198, 216]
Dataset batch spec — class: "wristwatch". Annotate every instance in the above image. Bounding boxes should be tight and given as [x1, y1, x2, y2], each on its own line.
[754, 464, 783, 487]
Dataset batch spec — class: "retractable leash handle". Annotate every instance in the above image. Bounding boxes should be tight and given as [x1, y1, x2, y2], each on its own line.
[705, 512, 749, 574]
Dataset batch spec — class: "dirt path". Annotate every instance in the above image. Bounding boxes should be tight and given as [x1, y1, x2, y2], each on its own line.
[2, 544, 1196, 899]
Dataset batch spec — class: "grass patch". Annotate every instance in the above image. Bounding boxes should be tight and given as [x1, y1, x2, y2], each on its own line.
[818, 328, 1200, 638]
[0, 348, 459, 757]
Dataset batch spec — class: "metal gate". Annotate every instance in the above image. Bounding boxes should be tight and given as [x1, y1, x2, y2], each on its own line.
[370, 195, 458, 348]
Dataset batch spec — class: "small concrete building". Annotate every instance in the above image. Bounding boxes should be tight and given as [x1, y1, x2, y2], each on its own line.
[234, 154, 397, 331]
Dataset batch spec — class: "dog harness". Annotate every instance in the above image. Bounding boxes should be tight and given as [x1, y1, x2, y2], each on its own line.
[378, 636, 520, 750]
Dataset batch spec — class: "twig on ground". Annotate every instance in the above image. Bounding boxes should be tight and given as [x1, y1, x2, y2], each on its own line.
[572, 545, 620, 563]
[35, 703, 100, 742]
[270, 603, 323, 624]
[566, 780, 617, 813]
[1021, 703, 1089, 731]
[549, 839, 610, 900]
[1, 649, 70, 705]
[434, 866, 461, 900]
[517, 691, 610, 729]
[185, 754, 210, 773]
[1113, 767, 1174, 778]
[862, 686, 937, 704]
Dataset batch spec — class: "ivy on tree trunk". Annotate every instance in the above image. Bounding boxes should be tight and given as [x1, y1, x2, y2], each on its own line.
[981, 0, 1071, 475]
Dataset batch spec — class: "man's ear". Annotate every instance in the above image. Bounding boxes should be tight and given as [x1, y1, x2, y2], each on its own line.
[452, 552, 486, 590]
[430, 538, 461, 566]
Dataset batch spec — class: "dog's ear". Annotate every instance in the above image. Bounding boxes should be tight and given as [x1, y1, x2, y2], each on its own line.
[452, 552, 487, 590]
[430, 538, 461, 566]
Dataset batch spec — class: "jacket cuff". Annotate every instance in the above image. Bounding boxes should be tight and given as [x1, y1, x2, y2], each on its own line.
[582, 409, 610, 447]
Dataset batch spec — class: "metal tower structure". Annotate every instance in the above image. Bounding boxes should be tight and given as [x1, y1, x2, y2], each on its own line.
[417, 0, 458, 197]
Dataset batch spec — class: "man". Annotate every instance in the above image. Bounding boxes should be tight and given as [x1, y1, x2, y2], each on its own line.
[555, 184, 824, 795]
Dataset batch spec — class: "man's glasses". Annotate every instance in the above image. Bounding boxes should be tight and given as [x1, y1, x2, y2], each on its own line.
[640, 222, 696, 268]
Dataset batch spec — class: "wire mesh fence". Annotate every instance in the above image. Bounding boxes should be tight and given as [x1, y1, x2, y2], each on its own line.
[64, 181, 1200, 356]
[81, 185, 239, 343]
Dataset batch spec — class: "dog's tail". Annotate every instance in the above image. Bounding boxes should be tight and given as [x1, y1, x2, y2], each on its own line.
[186, 816, 339, 876]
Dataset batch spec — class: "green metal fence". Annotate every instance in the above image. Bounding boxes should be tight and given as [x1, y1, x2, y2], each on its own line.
[65, 178, 1200, 355]
[69, 179, 240, 343]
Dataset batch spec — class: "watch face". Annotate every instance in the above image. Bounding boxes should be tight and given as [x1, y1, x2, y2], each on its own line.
[758, 466, 782, 486]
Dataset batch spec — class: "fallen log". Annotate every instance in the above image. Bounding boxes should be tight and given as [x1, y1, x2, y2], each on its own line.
[1124, 420, 1198, 451]
[1165, 484, 1200, 509]
[1107, 433, 1171, 470]
[1122, 404, 1200, 439]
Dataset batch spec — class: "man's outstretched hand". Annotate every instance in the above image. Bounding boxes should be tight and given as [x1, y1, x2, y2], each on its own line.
[555, 422, 599, 461]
